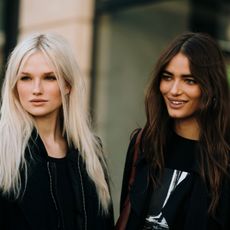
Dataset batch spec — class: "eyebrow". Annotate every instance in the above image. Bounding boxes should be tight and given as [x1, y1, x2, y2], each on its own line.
[43, 72, 55, 76]
[19, 71, 55, 76]
[162, 70, 193, 78]
[18, 71, 30, 75]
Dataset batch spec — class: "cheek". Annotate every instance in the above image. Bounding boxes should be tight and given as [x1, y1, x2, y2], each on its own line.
[159, 81, 168, 95]
[50, 86, 63, 103]
[54, 86, 62, 98]
[159, 82, 164, 94]
[192, 87, 202, 102]
[16, 83, 26, 101]
[190, 89, 202, 110]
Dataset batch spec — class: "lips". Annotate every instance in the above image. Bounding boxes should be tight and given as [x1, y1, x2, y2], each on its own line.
[30, 99, 48, 102]
[170, 100, 185, 105]
[29, 99, 48, 106]
[167, 98, 187, 108]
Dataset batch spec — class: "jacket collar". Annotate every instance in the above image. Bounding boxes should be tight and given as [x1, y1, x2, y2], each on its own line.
[27, 129, 78, 162]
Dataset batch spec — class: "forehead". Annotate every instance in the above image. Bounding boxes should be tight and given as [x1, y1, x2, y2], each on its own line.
[19, 51, 54, 72]
[165, 53, 191, 74]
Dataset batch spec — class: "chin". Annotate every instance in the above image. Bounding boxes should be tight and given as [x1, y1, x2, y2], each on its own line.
[168, 113, 184, 118]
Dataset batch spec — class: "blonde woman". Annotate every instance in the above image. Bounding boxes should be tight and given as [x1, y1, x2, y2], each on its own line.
[0, 33, 114, 230]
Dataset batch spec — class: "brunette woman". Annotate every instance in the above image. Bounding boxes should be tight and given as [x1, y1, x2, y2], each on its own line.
[118, 32, 230, 230]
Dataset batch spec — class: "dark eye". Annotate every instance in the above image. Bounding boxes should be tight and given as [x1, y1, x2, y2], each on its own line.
[44, 75, 56, 81]
[19, 76, 31, 81]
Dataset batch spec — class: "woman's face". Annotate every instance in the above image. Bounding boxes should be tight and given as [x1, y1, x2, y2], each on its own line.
[16, 51, 69, 119]
[160, 52, 202, 123]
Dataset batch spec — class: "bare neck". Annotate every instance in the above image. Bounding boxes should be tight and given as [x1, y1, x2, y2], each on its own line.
[174, 118, 200, 141]
[34, 116, 67, 158]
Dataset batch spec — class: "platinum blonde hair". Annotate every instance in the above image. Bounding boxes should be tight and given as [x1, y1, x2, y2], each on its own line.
[0, 33, 111, 212]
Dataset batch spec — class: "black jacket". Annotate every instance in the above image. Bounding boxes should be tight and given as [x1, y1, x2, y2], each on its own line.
[119, 131, 230, 230]
[0, 132, 114, 230]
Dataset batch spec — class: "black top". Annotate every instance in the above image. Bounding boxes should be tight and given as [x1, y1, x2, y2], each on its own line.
[142, 133, 198, 230]
[119, 129, 230, 230]
[47, 156, 77, 230]
[0, 131, 114, 230]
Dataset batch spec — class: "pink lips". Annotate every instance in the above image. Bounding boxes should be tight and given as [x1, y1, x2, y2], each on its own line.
[30, 99, 48, 105]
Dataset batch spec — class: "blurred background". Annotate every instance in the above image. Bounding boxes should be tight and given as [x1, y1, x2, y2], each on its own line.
[0, 0, 230, 220]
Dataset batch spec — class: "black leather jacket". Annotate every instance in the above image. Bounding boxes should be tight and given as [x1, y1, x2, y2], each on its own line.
[0, 132, 114, 230]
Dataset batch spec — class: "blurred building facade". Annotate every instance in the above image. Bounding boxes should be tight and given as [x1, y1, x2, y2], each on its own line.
[0, 0, 230, 219]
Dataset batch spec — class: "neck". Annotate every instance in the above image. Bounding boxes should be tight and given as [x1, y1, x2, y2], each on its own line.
[34, 115, 61, 139]
[174, 118, 200, 140]
[34, 115, 67, 158]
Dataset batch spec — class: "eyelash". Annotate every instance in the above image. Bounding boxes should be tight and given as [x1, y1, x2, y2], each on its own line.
[19, 76, 57, 81]
[20, 76, 31, 81]
[185, 78, 197, 84]
[161, 75, 172, 81]
[161, 74, 197, 85]
[44, 76, 56, 80]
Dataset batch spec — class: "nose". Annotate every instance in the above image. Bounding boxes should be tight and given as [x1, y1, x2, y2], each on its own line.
[32, 79, 42, 95]
[169, 80, 182, 95]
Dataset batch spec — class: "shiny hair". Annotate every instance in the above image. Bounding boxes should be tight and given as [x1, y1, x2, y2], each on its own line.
[0, 33, 111, 213]
[144, 32, 230, 214]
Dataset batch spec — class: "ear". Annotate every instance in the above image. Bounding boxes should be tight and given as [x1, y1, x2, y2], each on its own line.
[64, 83, 71, 95]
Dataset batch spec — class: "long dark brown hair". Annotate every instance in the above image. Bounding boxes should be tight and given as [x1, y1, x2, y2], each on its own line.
[143, 32, 230, 214]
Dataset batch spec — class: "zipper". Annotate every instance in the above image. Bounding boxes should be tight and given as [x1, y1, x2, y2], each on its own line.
[77, 154, 87, 230]
[47, 161, 62, 229]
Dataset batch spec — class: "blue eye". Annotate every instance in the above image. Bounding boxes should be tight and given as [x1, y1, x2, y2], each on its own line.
[161, 74, 172, 81]
[185, 78, 197, 85]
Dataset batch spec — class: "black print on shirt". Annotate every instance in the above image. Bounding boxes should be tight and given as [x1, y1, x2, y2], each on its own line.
[143, 169, 188, 230]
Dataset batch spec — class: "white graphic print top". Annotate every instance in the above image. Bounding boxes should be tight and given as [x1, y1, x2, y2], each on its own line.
[142, 169, 189, 230]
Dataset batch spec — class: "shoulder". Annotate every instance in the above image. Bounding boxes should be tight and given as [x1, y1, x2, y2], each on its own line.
[119, 128, 143, 210]
[128, 128, 142, 154]
[123, 129, 142, 170]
